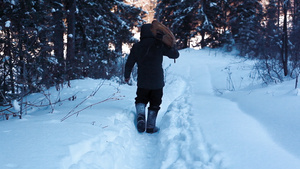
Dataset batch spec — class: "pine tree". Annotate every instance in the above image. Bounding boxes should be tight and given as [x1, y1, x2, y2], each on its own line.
[0, 0, 55, 100]
[112, 0, 146, 55]
[229, 0, 263, 57]
[261, 0, 281, 59]
[253, 0, 285, 83]
[281, 0, 289, 76]
[290, 0, 300, 78]
[0, 0, 146, 105]
[155, 0, 201, 49]
[1, 1, 17, 99]
[65, 0, 76, 80]
[195, 0, 230, 48]
[51, 0, 65, 87]
[75, 0, 112, 79]
[75, 0, 145, 79]
[156, 0, 231, 49]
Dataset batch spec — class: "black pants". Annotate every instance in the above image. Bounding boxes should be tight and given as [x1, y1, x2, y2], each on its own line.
[135, 88, 163, 111]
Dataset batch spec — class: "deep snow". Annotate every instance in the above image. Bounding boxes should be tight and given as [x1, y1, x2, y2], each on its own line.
[1, 48, 300, 169]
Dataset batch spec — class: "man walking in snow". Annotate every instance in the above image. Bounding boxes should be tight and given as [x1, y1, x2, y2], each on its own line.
[124, 22, 179, 133]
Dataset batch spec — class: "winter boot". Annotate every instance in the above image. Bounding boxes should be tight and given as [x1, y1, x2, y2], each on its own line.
[146, 109, 159, 133]
[136, 103, 146, 132]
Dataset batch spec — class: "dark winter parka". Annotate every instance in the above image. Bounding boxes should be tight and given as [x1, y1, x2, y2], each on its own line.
[124, 24, 179, 89]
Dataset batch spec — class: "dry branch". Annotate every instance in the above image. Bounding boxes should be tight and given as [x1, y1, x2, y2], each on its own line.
[60, 81, 123, 122]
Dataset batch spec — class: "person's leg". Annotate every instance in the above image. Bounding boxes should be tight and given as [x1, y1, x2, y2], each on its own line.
[146, 88, 163, 133]
[148, 88, 163, 111]
[135, 88, 150, 132]
[136, 103, 146, 132]
[135, 88, 150, 105]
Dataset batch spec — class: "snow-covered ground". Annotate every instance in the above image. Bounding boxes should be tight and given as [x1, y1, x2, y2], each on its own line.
[1, 48, 300, 169]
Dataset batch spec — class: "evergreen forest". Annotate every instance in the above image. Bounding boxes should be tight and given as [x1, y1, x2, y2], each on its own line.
[1, 0, 300, 109]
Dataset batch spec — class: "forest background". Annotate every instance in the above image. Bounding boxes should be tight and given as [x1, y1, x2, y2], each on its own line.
[0, 0, 299, 118]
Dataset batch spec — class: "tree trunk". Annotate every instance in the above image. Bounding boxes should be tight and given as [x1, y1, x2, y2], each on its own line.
[5, 29, 14, 94]
[53, 1, 65, 85]
[200, 31, 206, 48]
[200, 0, 207, 49]
[53, 8, 64, 63]
[66, 0, 76, 80]
[115, 41, 123, 57]
[182, 37, 188, 49]
[278, 0, 281, 27]
[281, 0, 289, 76]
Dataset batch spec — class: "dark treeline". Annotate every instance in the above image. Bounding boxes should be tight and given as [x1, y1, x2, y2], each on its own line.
[0, 0, 145, 105]
[1, 0, 300, 108]
[156, 0, 300, 83]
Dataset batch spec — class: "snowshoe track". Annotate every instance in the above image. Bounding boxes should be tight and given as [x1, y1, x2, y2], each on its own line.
[60, 62, 225, 169]
[157, 77, 224, 169]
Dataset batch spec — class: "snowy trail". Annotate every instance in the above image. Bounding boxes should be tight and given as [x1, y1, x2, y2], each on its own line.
[158, 79, 223, 169]
[61, 78, 222, 169]
[173, 49, 300, 169]
[60, 50, 224, 169]
[60, 108, 161, 169]
[60, 49, 300, 169]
